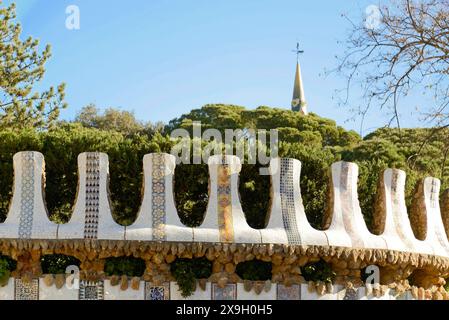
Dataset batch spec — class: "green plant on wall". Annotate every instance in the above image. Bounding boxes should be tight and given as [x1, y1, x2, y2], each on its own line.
[41, 254, 80, 274]
[104, 257, 146, 277]
[0, 255, 17, 287]
[235, 260, 272, 281]
[170, 257, 212, 297]
[301, 260, 336, 283]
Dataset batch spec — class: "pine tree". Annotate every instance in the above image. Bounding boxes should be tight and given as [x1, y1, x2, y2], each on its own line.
[0, 2, 66, 130]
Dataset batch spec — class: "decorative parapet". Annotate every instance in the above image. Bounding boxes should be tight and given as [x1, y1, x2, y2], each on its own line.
[57, 153, 125, 240]
[0, 152, 58, 239]
[372, 169, 431, 254]
[261, 158, 327, 246]
[1, 151, 449, 300]
[193, 155, 261, 243]
[125, 153, 193, 241]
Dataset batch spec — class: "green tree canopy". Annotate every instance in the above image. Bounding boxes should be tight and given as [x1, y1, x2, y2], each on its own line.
[74, 104, 165, 137]
[0, 2, 66, 130]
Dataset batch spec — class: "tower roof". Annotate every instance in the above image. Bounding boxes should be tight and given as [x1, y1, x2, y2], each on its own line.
[291, 61, 308, 115]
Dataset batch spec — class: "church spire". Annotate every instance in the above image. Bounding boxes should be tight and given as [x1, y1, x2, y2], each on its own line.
[291, 42, 308, 115]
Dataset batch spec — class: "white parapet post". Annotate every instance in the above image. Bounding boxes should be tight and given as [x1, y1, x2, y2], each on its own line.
[125, 153, 194, 241]
[193, 155, 262, 243]
[422, 177, 449, 257]
[373, 169, 431, 253]
[0, 152, 58, 239]
[324, 161, 387, 249]
[260, 157, 328, 245]
[57, 152, 125, 240]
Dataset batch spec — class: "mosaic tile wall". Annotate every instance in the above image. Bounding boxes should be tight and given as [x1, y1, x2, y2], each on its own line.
[18, 152, 35, 239]
[15, 279, 39, 300]
[84, 153, 101, 239]
[279, 159, 301, 245]
[145, 282, 170, 300]
[79, 280, 104, 300]
[217, 163, 234, 243]
[152, 154, 166, 241]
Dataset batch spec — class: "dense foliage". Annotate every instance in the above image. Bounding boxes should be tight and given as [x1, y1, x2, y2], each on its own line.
[174, 163, 209, 227]
[104, 257, 146, 277]
[40, 254, 80, 274]
[170, 258, 212, 297]
[235, 260, 272, 281]
[301, 260, 336, 284]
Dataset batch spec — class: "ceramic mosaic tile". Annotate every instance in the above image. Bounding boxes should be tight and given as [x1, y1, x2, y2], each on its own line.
[15, 278, 39, 300]
[152, 154, 166, 241]
[217, 164, 234, 243]
[79, 280, 104, 300]
[212, 283, 236, 300]
[18, 152, 35, 239]
[276, 284, 300, 300]
[145, 282, 170, 300]
[84, 153, 100, 239]
[343, 287, 358, 300]
[279, 159, 301, 245]
[430, 179, 438, 208]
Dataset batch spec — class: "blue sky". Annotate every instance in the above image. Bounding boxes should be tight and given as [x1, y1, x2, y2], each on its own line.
[7, 0, 428, 135]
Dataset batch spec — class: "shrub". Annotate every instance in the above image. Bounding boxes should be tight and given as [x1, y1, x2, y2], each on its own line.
[301, 260, 336, 283]
[174, 164, 209, 227]
[239, 164, 271, 229]
[104, 257, 146, 277]
[235, 260, 272, 281]
[0, 255, 17, 286]
[170, 257, 212, 297]
[41, 254, 80, 274]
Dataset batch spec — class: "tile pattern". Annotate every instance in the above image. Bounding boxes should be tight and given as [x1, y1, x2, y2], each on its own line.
[212, 283, 236, 300]
[430, 178, 438, 209]
[18, 152, 35, 239]
[145, 282, 170, 300]
[79, 280, 104, 300]
[15, 278, 39, 300]
[277, 284, 300, 300]
[84, 153, 100, 239]
[340, 162, 364, 248]
[152, 154, 166, 241]
[279, 159, 301, 245]
[343, 287, 358, 300]
[217, 163, 234, 243]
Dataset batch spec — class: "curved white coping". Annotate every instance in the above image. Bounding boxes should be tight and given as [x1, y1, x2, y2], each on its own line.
[0, 152, 57, 239]
[125, 153, 193, 241]
[324, 161, 387, 249]
[261, 158, 328, 245]
[421, 177, 449, 258]
[377, 169, 431, 254]
[1, 151, 449, 259]
[192, 155, 262, 243]
[57, 152, 125, 240]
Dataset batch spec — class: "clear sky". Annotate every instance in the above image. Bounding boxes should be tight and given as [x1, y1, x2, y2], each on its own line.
[7, 0, 428, 135]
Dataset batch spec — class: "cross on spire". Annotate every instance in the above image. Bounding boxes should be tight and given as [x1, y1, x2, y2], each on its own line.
[291, 42, 308, 115]
[292, 42, 304, 61]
